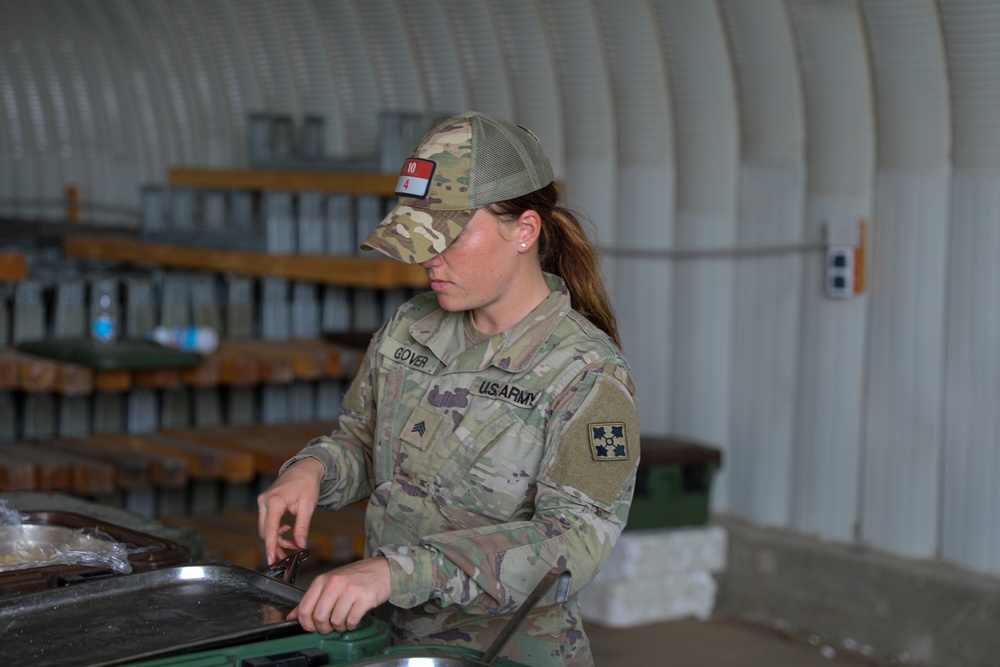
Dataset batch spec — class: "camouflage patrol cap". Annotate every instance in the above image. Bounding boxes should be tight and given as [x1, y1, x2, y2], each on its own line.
[361, 111, 554, 264]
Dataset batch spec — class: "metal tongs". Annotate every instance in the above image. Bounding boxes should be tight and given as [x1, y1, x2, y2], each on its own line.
[265, 548, 310, 586]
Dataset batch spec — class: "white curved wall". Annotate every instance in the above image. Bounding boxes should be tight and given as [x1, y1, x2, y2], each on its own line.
[4, 0, 1000, 578]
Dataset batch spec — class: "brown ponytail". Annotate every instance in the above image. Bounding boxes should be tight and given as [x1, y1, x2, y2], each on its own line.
[488, 183, 622, 349]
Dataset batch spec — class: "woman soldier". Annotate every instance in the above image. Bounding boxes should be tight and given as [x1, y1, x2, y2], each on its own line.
[258, 111, 640, 667]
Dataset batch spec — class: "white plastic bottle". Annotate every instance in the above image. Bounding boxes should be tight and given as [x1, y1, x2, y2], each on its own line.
[148, 325, 219, 354]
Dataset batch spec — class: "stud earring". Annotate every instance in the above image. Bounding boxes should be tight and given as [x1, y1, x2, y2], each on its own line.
[520, 242, 527, 248]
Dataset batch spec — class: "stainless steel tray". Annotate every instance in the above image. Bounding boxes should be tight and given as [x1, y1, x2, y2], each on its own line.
[0, 561, 304, 667]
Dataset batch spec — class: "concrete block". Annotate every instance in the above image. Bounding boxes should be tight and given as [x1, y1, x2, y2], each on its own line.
[579, 525, 726, 628]
[597, 525, 727, 582]
[581, 570, 717, 627]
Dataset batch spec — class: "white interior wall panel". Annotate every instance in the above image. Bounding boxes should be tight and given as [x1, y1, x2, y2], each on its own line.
[444, 1, 516, 120]
[51, 1, 115, 222]
[860, 0, 950, 560]
[76, 0, 146, 218]
[354, 0, 428, 114]
[271, 2, 342, 156]
[197, 0, 264, 167]
[230, 0, 302, 119]
[9, 0, 1000, 578]
[102, 0, 175, 185]
[719, 0, 806, 526]
[541, 2, 616, 247]
[2, 3, 58, 221]
[788, 0, 873, 543]
[32, 1, 90, 223]
[489, 1, 563, 179]
[653, 1, 739, 510]
[311, 1, 380, 158]
[163, 2, 236, 168]
[130, 2, 204, 168]
[594, 0, 676, 437]
[399, 1, 469, 116]
[940, 0, 1000, 573]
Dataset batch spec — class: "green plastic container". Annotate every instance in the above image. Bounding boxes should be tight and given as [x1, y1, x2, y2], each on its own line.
[17, 338, 202, 370]
[625, 436, 722, 531]
[129, 616, 391, 667]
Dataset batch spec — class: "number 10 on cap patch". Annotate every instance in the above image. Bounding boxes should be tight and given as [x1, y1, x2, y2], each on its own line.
[396, 159, 435, 198]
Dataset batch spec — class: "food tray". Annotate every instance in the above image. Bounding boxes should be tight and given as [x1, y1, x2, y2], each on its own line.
[0, 510, 190, 596]
[0, 562, 304, 667]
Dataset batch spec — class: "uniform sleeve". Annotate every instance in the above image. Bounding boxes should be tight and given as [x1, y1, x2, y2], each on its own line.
[278, 341, 379, 510]
[377, 360, 640, 614]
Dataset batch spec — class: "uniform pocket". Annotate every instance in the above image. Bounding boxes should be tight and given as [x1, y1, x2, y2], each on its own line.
[436, 405, 541, 525]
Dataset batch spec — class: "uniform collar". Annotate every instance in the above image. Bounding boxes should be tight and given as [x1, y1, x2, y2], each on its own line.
[410, 273, 571, 373]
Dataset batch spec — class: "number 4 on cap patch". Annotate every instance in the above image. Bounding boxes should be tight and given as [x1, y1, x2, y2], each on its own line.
[395, 158, 435, 198]
[589, 423, 629, 461]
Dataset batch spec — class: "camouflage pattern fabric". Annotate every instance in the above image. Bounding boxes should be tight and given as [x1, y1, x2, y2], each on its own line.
[360, 118, 476, 264]
[282, 274, 640, 667]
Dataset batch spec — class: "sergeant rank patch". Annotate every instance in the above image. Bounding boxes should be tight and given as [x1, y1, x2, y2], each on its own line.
[589, 423, 629, 461]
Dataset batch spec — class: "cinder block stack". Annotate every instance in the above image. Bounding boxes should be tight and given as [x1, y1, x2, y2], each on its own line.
[580, 525, 727, 628]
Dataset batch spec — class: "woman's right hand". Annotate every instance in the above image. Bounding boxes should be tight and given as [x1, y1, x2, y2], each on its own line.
[257, 457, 325, 565]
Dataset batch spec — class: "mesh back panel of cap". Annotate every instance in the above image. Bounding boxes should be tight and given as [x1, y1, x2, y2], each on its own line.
[468, 115, 551, 208]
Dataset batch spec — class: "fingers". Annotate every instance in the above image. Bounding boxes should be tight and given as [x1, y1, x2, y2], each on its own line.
[258, 495, 289, 565]
[289, 558, 392, 635]
[292, 504, 315, 550]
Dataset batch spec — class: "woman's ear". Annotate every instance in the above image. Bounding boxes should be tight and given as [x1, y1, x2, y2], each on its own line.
[517, 210, 542, 251]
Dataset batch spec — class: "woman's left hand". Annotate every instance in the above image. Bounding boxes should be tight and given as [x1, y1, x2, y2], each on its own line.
[289, 556, 392, 634]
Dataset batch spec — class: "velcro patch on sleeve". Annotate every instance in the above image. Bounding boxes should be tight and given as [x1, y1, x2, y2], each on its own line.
[545, 375, 640, 507]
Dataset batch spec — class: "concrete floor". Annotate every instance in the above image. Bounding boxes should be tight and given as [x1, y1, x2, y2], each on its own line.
[587, 616, 883, 666]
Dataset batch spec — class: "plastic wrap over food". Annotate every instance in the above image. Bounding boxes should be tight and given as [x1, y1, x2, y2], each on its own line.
[0, 501, 132, 574]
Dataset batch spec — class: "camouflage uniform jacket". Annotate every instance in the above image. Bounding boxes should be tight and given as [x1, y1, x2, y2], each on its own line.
[284, 274, 640, 667]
